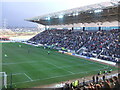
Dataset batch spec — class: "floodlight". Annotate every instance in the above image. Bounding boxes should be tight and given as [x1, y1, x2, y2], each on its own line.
[75, 12, 78, 15]
[59, 15, 63, 18]
[94, 9, 103, 13]
[46, 17, 50, 20]
[73, 12, 78, 16]
[89, 11, 93, 13]
[73, 13, 76, 16]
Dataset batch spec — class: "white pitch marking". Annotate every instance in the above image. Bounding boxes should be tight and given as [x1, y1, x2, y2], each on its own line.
[44, 61, 74, 74]
[12, 67, 110, 85]
[24, 73, 33, 81]
[12, 73, 23, 75]
[3, 60, 44, 65]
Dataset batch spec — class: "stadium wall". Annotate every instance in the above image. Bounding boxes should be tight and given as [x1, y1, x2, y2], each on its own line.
[58, 51, 116, 66]
[72, 53, 116, 66]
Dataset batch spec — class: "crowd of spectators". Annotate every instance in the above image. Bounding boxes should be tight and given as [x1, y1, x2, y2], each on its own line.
[0, 37, 9, 41]
[62, 73, 120, 90]
[29, 29, 120, 63]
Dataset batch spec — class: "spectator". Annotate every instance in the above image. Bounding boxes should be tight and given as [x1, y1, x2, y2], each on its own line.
[113, 76, 120, 90]
[102, 74, 106, 81]
[29, 29, 120, 62]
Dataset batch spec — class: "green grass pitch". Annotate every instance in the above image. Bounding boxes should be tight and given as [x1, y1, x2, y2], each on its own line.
[2, 42, 117, 88]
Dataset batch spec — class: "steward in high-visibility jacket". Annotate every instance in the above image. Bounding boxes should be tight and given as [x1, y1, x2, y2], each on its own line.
[99, 70, 102, 75]
[109, 69, 112, 73]
[74, 80, 79, 87]
[72, 81, 75, 88]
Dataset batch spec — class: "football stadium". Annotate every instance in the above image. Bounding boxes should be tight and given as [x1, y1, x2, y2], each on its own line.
[1, 0, 120, 89]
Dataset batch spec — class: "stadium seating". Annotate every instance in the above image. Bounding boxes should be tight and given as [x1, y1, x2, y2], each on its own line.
[28, 29, 120, 63]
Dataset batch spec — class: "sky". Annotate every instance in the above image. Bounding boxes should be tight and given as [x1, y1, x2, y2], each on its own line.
[1, 0, 115, 27]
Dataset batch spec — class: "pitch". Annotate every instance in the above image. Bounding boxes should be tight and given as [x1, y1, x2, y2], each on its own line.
[2, 42, 117, 88]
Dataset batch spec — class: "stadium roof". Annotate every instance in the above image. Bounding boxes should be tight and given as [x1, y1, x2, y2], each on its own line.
[26, 0, 120, 25]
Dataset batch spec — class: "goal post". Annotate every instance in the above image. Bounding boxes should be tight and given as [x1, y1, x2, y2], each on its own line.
[0, 72, 7, 88]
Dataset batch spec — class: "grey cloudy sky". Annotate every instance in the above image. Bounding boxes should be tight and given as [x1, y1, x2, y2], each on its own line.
[1, 0, 112, 27]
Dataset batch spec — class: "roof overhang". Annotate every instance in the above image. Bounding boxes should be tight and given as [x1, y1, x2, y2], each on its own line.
[26, 0, 120, 25]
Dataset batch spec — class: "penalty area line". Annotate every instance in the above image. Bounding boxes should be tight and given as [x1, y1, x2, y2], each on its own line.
[24, 73, 33, 81]
[12, 68, 110, 85]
